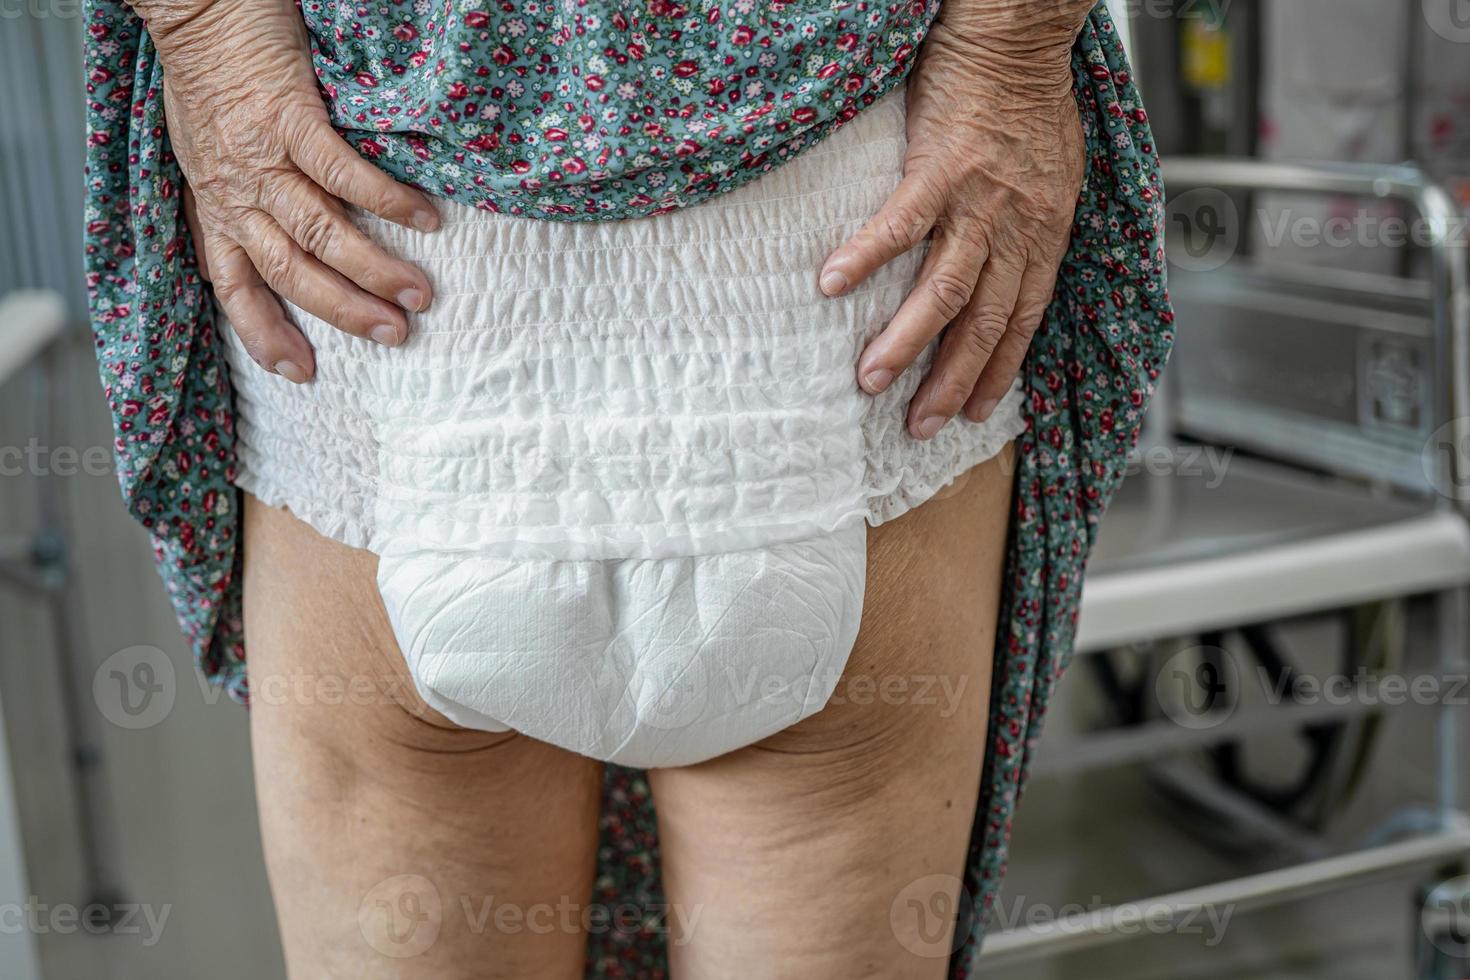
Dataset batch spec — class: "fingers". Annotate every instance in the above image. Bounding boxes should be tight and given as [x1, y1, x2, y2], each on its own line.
[236, 209, 410, 347]
[907, 252, 1025, 438]
[964, 260, 1058, 421]
[268, 175, 434, 314]
[818, 173, 943, 297]
[210, 239, 316, 383]
[855, 227, 986, 400]
[291, 122, 441, 233]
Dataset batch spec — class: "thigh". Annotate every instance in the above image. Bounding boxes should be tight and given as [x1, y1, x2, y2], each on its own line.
[648, 445, 1014, 979]
[241, 494, 603, 979]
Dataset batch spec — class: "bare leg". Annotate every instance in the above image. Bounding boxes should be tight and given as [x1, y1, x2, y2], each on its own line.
[242, 494, 603, 979]
[649, 446, 1014, 979]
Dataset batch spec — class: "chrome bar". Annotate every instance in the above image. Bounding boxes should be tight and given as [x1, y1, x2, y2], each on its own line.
[1161, 157, 1470, 838]
[1035, 696, 1385, 777]
[981, 828, 1470, 967]
[0, 694, 40, 980]
[1439, 587, 1466, 830]
[1161, 158, 1470, 518]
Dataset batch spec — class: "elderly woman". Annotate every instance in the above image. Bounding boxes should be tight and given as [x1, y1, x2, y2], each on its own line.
[83, 0, 1169, 974]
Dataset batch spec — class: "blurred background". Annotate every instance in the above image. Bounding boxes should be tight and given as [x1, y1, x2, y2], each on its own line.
[2, 1, 1470, 977]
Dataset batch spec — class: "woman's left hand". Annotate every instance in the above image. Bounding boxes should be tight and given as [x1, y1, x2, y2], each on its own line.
[819, 0, 1092, 440]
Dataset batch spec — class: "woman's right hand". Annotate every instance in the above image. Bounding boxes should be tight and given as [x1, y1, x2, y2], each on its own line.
[142, 0, 440, 383]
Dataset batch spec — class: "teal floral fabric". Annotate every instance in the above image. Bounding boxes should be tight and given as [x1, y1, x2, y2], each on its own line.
[82, 0, 1170, 973]
[306, 0, 937, 218]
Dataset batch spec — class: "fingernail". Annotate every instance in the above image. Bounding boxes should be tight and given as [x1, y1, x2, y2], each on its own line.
[397, 288, 425, 311]
[412, 209, 439, 233]
[913, 415, 945, 440]
[861, 368, 894, 394]
[371, 324, 402, 347]
[274, 360, 308, 384]
[819, 268, 848, 297]
[973, 398, 999, 422]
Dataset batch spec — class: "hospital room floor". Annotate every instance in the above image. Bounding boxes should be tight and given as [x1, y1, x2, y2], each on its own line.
[989, 677, 1434, 980]
[0, 339, 1454, 979]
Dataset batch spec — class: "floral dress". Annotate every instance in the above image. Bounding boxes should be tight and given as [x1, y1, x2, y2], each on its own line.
[81, 0, 1171, 973]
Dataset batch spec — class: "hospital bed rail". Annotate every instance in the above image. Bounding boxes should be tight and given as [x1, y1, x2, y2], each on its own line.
[980, 158, 1470, 972]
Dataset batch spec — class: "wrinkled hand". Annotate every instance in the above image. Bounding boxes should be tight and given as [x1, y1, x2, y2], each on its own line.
[146, 0, 440, 383]
[819, 2, 1090, 439]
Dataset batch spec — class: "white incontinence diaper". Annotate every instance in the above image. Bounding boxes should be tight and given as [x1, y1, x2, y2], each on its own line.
[376, 527, 866, 768]
[221, 88, 1029, 769]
